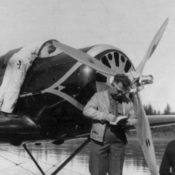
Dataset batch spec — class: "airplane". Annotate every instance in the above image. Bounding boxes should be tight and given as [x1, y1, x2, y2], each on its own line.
[0, 18, 173, 175]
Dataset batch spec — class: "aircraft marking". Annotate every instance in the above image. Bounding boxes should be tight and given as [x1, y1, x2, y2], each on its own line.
[145, 138, 151, 147]
[17, 60, 22, 69]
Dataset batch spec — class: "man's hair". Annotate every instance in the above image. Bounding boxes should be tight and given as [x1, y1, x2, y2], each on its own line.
[113, 74, 132, 91]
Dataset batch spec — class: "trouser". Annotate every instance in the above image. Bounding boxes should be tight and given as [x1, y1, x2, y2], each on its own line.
[89, 127, 126, 175]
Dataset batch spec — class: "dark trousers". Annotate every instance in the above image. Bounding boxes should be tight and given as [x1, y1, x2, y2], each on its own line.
[89, 127, 126, 175]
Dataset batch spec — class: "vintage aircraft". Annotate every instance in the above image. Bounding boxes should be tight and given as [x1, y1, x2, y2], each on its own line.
[0, 18, 173, 175]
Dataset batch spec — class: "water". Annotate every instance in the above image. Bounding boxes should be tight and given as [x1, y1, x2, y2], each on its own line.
[0, 137, 172, 175]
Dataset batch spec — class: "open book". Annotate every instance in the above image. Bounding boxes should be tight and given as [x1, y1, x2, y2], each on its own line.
[109, 115, 128, 125]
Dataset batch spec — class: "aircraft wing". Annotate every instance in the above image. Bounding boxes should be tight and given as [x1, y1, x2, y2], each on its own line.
[148, 114, 175, 128]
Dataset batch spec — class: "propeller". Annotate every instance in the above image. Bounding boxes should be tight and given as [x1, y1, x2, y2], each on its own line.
[52, 41, 116, 76]
[133, 93, 159, 175]
[128, 18, 169, 92]
[136, 18, 169, 78]
[131, 18, 169, 175]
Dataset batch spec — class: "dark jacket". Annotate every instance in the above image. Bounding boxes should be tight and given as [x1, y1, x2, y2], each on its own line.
[160, 140, 175, 175]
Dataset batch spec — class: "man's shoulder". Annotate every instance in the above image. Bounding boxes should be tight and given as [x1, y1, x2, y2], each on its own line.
[91, 90, 109, 101]
[166, 140, 175, 157]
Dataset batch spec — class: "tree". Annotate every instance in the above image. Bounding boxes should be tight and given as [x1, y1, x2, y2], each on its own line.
[144, 104, 160, 115]
[144, 104, 154, 115]
[164, 104, 171, 114]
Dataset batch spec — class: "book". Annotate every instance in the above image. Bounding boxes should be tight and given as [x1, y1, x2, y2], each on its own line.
[109, 115, 128, 125]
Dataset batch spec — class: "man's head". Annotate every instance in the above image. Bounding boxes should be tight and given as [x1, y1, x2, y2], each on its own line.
[109, 74, 132, 103]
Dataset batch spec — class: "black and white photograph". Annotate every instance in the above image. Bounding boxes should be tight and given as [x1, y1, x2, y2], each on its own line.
[0, 0, 174, 175]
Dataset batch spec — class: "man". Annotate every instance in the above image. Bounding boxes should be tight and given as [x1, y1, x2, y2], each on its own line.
[160, 140, 175, 175]
[83, 74, 137, 175]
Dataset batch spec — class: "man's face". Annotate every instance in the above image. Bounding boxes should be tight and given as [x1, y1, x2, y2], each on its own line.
[109, 82, 125, 94]
[109, 81, 130, 103]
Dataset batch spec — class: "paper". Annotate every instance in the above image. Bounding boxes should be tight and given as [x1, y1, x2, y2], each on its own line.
[109, 115, 128, 125]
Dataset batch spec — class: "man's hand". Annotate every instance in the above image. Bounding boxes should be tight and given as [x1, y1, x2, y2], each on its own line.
[127, 118, 137, 126]
[106, 113, 116, 123]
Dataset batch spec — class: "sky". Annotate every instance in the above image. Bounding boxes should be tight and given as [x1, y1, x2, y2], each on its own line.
[0, 0, 174, 112]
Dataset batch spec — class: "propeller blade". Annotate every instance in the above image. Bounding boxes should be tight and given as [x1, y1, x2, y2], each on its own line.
[133, 93, 158, 175]
[136, 18, 169, 75]
[54, 41, 116, 76]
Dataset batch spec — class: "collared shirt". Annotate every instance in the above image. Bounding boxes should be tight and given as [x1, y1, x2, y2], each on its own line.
[105, 92, 127, 144]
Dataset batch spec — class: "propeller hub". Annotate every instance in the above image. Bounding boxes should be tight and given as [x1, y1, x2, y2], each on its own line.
[129, 74, 153, 93]
[139, 75, 153, 85]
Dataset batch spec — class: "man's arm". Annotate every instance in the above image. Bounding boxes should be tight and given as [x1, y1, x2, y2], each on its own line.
[83, 93, 115, 122]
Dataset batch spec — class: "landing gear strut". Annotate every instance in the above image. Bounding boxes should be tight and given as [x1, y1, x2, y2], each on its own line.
[23, 138, 90, 175]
